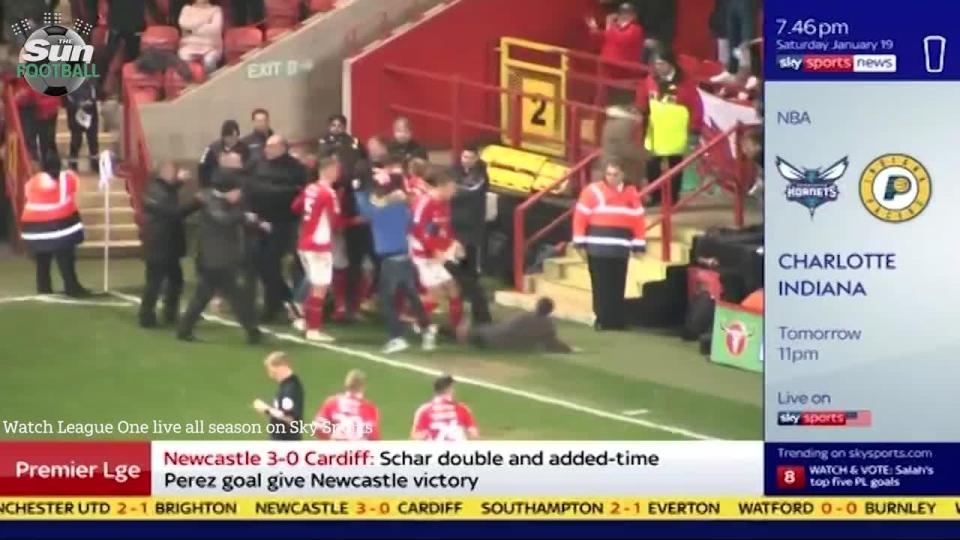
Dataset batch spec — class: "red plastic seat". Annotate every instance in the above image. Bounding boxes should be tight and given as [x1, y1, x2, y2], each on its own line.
[265, 26, 291, 42]
[141, 25, 180, 52]
[308, 0, 336, 14]
[163, 63, 207, 99]
[264, 0, 301, 28]
[122, 62, 164, 94]
[224, 26, 264, 63]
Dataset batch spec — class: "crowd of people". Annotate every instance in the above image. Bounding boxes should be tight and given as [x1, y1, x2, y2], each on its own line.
[138, 108, 573, 355]
[253, 351, 479, 442]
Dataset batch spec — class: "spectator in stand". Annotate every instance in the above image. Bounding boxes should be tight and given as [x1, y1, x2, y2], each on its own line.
[627, 1, 676, 61]
[178, 0, 224, 74]
[138, 162, 201, 328]
[573, 161, 646, 331]
[587, 2, 644, 103]
[710, 0, 758, 85]
[637, 48, 702, 206]
[245, 134, 308, 322]
[405, 157, 431, 198]
[199, 120, 249, 188]
[231, 0, 265, 26]
[388, 117, 428, 161]
[64, 80, 99, 173]
[450, 145, 492, 325]
[97, 0, 161, 94]
[13, 79, 59, 163]
[242, 108, 274, 161]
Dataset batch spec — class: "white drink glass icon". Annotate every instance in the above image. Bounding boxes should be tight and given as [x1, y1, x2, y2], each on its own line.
[924, 35, 946, 73]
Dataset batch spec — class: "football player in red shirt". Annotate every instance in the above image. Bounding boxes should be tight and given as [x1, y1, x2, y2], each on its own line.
[314, 369, 380, 441]
[411, 375, 478, 441]
[405, 157, 432, 198]
[409, 173, 466, 333]
[291, 155, 341, 342]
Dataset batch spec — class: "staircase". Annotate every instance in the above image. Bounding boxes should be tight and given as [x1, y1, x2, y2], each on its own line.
[496, 219, 703, 325]
[54, 107, 142, 258]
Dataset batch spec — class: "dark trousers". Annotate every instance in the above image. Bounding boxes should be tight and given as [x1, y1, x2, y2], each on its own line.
[19, 108, 38, 161]
[65, 101, 99, 171]
[179, 267, 258, 336]
[587, 255, 628, 330]
[231, 0, 264, 25]
[35, 248, 82, 294]
[36, 116, 57, 164]
[378, 254, 428, 339]
[646, 154, 684, 207]
[256, 221, 295, 318]
[448, 244, 492, 324]
[724, 0, 756, 71]
[344, 224, 375, 314]
[96, 30, 141, 93]
[139, 259, 184, 324]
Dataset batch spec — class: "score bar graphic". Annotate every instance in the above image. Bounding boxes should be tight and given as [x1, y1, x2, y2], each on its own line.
[923, 35, 946, 73]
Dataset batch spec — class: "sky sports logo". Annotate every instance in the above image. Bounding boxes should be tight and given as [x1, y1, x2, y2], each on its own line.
[777, 410, 872, 427]
[777, 54, 897, 73]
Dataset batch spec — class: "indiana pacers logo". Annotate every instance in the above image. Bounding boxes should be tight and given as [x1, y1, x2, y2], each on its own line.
[859, 154, 931, 223]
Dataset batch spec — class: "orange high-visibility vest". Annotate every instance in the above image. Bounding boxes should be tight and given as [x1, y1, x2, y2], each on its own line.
[572, 181, 646, 258]
[20, 170, 85, 252]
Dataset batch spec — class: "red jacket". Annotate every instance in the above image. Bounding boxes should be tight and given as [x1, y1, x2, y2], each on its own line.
[573, 181, 646, 258]
[636, 73, 704, 134]
[14, 82, 61, 120]
[594, 21, 644, 79]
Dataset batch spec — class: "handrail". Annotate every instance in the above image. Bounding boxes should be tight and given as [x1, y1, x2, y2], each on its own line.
[512, 149, 602, 290]
[2, 81, 36, 250]
[512, 122, 753, 291]
[121, 78, 152, 228]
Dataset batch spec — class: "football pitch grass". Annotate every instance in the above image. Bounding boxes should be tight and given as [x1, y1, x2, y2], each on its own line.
[0, 255, 762, 441]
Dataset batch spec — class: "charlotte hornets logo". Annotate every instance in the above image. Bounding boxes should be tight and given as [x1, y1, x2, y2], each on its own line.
[776, 156, 849, 218]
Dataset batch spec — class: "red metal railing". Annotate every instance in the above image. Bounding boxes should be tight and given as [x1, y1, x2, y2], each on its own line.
[512, 123, 754, 291]
[121, 79, 152, 227]
[2, 81, 36, 249]
[384, 64, 616, 163]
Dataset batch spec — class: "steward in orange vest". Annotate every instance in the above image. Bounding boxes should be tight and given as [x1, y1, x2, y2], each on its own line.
[20, 155, 88, 296]
[572, 161, 645, 330]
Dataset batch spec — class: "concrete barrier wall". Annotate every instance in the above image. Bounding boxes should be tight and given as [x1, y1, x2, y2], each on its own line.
[139, 0, 448, 164]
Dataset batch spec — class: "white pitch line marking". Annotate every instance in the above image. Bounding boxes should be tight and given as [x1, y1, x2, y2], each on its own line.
[8, 290, 718, 440]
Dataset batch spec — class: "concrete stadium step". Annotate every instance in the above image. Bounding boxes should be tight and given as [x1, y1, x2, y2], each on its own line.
[79, 206, 137, 226]
[83, 223, 140, 243]
[77, 240, 142, 259]
[77, 190, 132, 209]
[524, 275, 593, 313]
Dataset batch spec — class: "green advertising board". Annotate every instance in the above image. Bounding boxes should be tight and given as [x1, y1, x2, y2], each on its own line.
[710, 302, 763, 373]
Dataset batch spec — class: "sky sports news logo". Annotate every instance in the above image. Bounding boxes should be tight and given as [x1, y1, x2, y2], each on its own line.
[778, 410, 872, 427]
[778, 54, 897, 73]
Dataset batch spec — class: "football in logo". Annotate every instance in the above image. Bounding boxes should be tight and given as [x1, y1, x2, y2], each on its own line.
[722, 321, 750, 356]
[859, 153, 931, 223]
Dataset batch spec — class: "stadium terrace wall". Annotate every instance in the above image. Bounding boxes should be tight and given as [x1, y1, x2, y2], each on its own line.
[345, 0, 599, 148]
[137, 0, 449, 165]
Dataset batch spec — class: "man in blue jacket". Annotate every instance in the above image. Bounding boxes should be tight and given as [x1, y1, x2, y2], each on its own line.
[353, 174, 437, 354]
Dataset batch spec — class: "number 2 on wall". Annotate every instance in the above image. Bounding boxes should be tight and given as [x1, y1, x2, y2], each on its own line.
[530, 97, 547, 126]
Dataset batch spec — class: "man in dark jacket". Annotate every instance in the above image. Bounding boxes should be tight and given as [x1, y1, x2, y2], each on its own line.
[241, 108, 274, 161]
[245, 134, 308, 322]
[319, 113, 363, 167]
[459, 297, 573, 353]
[449, 146, 492, 324]
[64, 80, 99, 173]
[388, 117, 428, 161]
[96, 0, 160, 93]
[199, 120, 249, 188]
[139, 162, 200, 327]
[177, 168, 262, 344]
